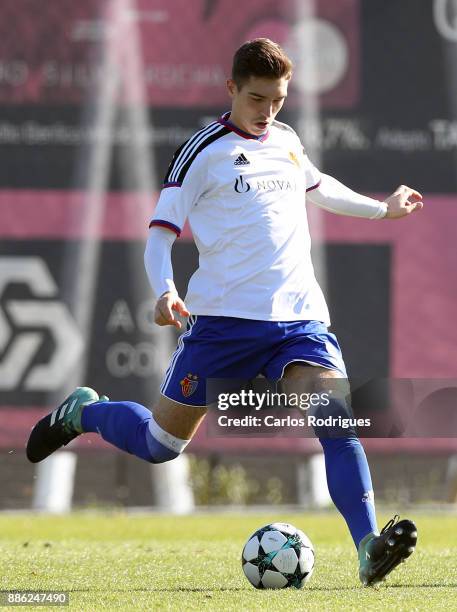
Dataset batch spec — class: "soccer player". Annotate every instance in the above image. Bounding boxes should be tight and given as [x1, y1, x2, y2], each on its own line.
[27, 39, 420, 586]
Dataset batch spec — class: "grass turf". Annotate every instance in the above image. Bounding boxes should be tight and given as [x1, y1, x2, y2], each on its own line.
[0, 512, 455, 611]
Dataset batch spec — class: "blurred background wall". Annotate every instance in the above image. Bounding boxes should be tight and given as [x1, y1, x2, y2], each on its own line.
[0, 0, 457, 510]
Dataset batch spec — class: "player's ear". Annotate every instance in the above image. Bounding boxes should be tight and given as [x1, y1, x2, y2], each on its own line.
[226, 79, 238, 98]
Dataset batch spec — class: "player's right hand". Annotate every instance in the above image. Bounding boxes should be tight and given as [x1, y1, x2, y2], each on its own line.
[154, 291, 190, 329]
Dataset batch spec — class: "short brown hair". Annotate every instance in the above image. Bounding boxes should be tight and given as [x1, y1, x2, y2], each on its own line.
[232, 38, 293, 89]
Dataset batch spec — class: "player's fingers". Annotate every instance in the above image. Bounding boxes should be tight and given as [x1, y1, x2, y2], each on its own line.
[173, 300, 190, 317]
[406, 201, 423, 214]
[154, 312, 167, 326]
[402, 185, 423, 200]
[155, 303, 180, 328]
[392, 189, 410, 206]
[408, 190, 423, 202]
[157, 315, 181, 329]
[154, 310, 169, 326]
[394, 184, 408, 195]
[395, 185, 422, 200]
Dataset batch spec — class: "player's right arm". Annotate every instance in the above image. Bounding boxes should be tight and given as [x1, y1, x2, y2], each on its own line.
[144, 131, 209, 328]
[144, 227, 189, 329]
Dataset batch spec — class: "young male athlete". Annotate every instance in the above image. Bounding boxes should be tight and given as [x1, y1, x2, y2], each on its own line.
[27, 39, 421, 586]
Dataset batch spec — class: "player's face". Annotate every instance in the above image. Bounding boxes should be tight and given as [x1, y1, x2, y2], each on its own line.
[227, 76, 289, 136]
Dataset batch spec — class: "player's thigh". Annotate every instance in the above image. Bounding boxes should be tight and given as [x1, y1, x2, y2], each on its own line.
[282, 364, 353, 436]
[281, 363, 350, 395]
[152, 395, 207, 440]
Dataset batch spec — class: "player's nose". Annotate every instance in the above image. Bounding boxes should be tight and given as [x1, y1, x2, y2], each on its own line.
[260, 102, 273, 119]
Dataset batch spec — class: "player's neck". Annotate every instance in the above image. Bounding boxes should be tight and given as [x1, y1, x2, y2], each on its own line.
[220, 112, 268, 140]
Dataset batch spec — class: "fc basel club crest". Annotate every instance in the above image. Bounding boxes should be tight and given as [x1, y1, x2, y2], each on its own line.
[180, 373, 199, 397]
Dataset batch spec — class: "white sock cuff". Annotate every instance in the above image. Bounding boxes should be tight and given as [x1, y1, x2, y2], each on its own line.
[148, 416, 190, 454]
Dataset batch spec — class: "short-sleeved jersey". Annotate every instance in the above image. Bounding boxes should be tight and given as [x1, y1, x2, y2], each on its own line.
[149, 112, 330, 325]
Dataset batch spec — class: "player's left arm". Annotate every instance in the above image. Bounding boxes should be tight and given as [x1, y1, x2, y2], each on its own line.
[307, 174, 423, 220]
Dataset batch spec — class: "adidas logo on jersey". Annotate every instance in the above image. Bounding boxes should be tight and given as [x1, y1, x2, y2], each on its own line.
[234, 153, 250, 166]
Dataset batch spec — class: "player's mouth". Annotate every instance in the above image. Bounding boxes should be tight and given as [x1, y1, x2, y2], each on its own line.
[254, 120, 269, 131]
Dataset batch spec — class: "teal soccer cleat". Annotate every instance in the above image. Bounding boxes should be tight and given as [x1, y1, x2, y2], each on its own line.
[358, 515, 418, 586]
[26, 387, 109, 463]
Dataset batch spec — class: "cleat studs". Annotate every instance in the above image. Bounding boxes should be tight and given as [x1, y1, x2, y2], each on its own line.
[395, 527, 403, 535]
[407, 546, 415, 554]
[410, 531, 417, 539]
[387, 538, 395, 547]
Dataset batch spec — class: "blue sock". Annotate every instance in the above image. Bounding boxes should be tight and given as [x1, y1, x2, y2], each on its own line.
[320, 436, 378, 548]
[81, 401, 178, 463]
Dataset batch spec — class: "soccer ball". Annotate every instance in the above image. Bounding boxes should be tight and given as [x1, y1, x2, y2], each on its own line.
[241, 522, 314, 589]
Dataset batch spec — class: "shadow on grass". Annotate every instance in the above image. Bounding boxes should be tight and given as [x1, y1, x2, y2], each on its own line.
[311, 583, 457, 591]
[65, 582, 457, 594]
[67, 586, 359, 593]
[67, 587, 247, 593]
[385, 583, 457, 589]
[309, 583, 457, 591]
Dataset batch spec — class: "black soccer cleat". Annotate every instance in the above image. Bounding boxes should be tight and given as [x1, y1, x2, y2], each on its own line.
[26, 387, 106, 463]
[358, 515, 418, 586]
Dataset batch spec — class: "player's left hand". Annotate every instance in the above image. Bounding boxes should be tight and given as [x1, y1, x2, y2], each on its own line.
[384, 185, 424, 219]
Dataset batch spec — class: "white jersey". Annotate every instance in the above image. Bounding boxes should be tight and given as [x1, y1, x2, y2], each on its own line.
[150, 113, 331, 325]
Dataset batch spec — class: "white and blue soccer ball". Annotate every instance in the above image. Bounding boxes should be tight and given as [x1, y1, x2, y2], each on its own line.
[241, 522, 314, 589]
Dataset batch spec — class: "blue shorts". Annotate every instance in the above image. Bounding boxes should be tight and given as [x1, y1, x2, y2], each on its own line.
[160, 316, 347, 407]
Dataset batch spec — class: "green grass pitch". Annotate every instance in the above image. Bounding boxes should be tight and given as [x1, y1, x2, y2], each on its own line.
[0, 512, 455, 611]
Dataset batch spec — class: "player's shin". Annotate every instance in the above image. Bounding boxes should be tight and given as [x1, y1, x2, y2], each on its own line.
[81, 400, 189, 463]
[319, 434, 378, 548]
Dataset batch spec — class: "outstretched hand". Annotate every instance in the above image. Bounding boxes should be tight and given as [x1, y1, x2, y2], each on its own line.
[384, 185, 424, 219]
[154, 291, 190, 329]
